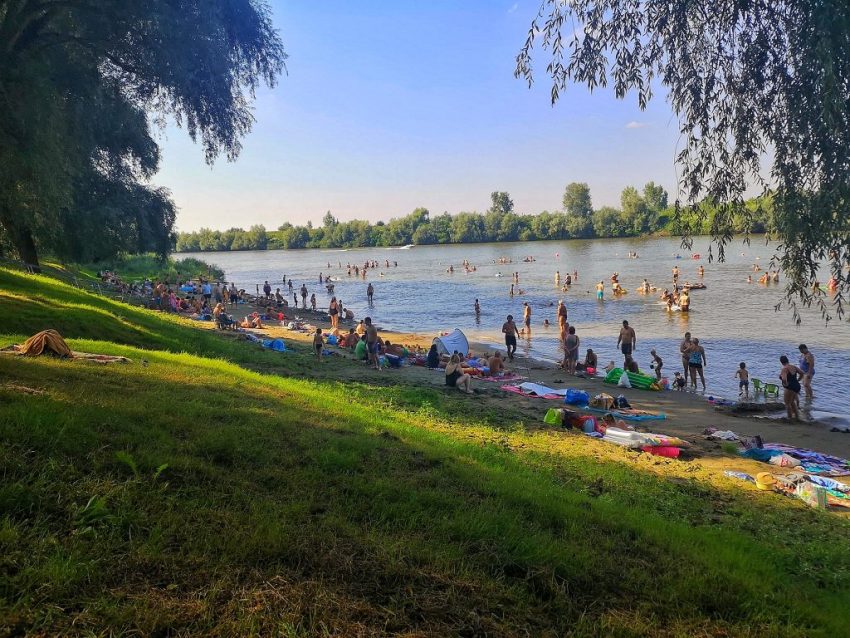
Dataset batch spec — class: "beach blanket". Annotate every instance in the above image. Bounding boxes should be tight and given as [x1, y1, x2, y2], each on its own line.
[501, 383, 566, 400]
[762, 444, 850, 477]
[477, 372, 526, 383]
[1, 330, 130, 363]
[582, 406, 667, 421]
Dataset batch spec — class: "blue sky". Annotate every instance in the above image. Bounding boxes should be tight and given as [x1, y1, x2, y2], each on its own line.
[157, 1, 683, 232]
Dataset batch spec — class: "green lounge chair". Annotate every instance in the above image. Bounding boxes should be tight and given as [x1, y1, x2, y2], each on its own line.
[764, 383, 780, 398]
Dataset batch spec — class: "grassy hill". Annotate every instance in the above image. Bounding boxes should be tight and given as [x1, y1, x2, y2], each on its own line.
[1, 265, 849, 636]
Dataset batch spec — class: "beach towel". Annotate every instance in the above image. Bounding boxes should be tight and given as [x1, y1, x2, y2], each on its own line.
[582, 406, 667, 421]
[761, 444, 850, 477]
[477, 372, 526, 383]
[501, 385, 564, 400]
[520, 382, 569, 397]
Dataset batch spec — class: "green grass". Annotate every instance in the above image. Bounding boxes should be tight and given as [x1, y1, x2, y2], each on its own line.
[1, 266, 850, 636]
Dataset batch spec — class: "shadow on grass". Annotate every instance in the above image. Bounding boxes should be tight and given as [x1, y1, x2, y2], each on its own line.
[1, 350, 849, 636]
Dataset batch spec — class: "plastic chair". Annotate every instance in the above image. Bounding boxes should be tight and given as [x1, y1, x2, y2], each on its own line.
[764, 383, 780, 398]
[751, 378, 764, 394]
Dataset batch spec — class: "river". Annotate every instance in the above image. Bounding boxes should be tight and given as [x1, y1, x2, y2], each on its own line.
[180, 236, 850, 418]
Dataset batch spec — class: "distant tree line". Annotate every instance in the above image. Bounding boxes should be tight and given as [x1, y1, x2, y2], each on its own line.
[175, 183, 774, 252]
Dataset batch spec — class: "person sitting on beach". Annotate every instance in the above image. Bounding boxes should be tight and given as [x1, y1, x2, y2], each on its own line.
[576, 348, 597, 372]
[342, 328, 359, 348]
[354, 335, 368, 361]
[445, 354, 473, 394]
[241, 312, 264, 329]
[344, 308, 354, 321]
[624, 355, 640, 374]
[355, 320, 366, 336]
[488, 351, 505, 376]
[383, 340, 404, 357]
[673, 371, 686, 390]
[426, 344, 440, 369]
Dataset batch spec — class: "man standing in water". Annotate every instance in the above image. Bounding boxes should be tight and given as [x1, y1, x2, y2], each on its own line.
[474, 299, 481, 316]
[367, 282, 374, 305]
[798, 344, 815, 399]
[557, 300, 568, 334]
[502, 314, 519, 361]
[522, 302, 532, 333]
[596, 281, 604, 300]
[365, 317, 380, 371]
[680, 332, 692, 375]
[300, 283, 308, 308]
[617, 320, 636, 362]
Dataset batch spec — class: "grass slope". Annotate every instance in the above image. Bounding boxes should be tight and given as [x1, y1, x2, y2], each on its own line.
[1, 267, 849, 636]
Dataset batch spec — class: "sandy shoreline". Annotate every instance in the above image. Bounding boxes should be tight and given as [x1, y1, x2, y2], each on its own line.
[225, 305, 850, 460]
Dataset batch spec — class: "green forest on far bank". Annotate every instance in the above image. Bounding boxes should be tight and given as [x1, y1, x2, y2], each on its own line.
[175, 183, 774, 252]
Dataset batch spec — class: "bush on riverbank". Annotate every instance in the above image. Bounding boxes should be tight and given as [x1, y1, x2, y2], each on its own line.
[84, 253, 224, 281]
[0, 265, 847, 636]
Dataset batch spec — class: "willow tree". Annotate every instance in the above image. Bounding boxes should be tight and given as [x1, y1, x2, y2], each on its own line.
[0, 0, 286, 269]
[516, 1, 850, 321]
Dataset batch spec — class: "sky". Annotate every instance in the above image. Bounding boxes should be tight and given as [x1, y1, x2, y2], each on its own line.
[157, 1, 684, 232]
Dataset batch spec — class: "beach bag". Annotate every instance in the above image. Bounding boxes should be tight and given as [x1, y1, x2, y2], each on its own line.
[564, 389, 589, 406]
[326, 334, 338, 345]
[615, 395, 631, 409]
[618, 372, 631, 388]
[543, 408, 563, 426]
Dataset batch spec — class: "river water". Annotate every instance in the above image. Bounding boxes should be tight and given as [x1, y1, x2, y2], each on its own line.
[180, 237, 850, 416]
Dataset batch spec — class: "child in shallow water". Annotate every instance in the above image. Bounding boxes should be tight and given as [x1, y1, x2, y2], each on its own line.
[673, 371, 686, 391]
[736, 362, 750, 398]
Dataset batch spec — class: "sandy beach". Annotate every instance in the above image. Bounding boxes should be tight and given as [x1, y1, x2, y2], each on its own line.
[223, 306, 850, 462]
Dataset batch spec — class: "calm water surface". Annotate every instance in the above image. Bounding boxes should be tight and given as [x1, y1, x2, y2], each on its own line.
[181, 237, 850, 416]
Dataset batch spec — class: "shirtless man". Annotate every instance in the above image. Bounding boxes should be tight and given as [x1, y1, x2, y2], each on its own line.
[555, 271, 561, 287]
[364, 317, 380, 370]
[488, 351, 505, 376]
[596, 281, 604, 300]
[798, 344, 815, 399]
[522, 302, 531, 331]
[650, 349, 663, 380]
[617, 320, 636, 361]
[367, 282, 374, 305]
[502, 314, 519, 361]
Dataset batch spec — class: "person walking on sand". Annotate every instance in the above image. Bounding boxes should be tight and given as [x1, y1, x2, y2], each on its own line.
[798, 344, 815, 399]
[365, 317, 381, 370]
[617, 320, 636, 361]
[328, 296, 339, 329]
[779, 355, 803, 420]
[367, 282, 374, 305]
[502, 314, 519, 361]
[687, 338, 707, 391]
[680, 331, 692, 375]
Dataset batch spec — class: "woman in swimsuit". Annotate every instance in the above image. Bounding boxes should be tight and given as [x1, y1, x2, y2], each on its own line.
[687, 338, 706, 390]
[445, 354, 473, 394]
[328, 297, 339, 329]
[779, 355, 803, 420]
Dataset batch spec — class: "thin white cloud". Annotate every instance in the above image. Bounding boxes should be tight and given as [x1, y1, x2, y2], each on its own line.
[508, 3, 518, 13]
[626, 121, 649, 129]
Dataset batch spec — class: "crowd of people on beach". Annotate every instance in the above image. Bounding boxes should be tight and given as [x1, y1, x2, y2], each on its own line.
[98, 248, 823, 422]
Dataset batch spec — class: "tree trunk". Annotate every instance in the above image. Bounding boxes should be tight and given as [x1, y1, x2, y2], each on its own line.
[0, 211, 41, 272]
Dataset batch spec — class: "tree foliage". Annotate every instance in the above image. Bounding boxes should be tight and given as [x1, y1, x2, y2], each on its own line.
[515, 0, 850, 321]
[175, 184, 774, 252]
[0, 0, 285, 268]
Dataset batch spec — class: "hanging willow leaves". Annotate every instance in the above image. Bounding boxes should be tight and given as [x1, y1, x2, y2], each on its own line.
[516, 0, 850, 322]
